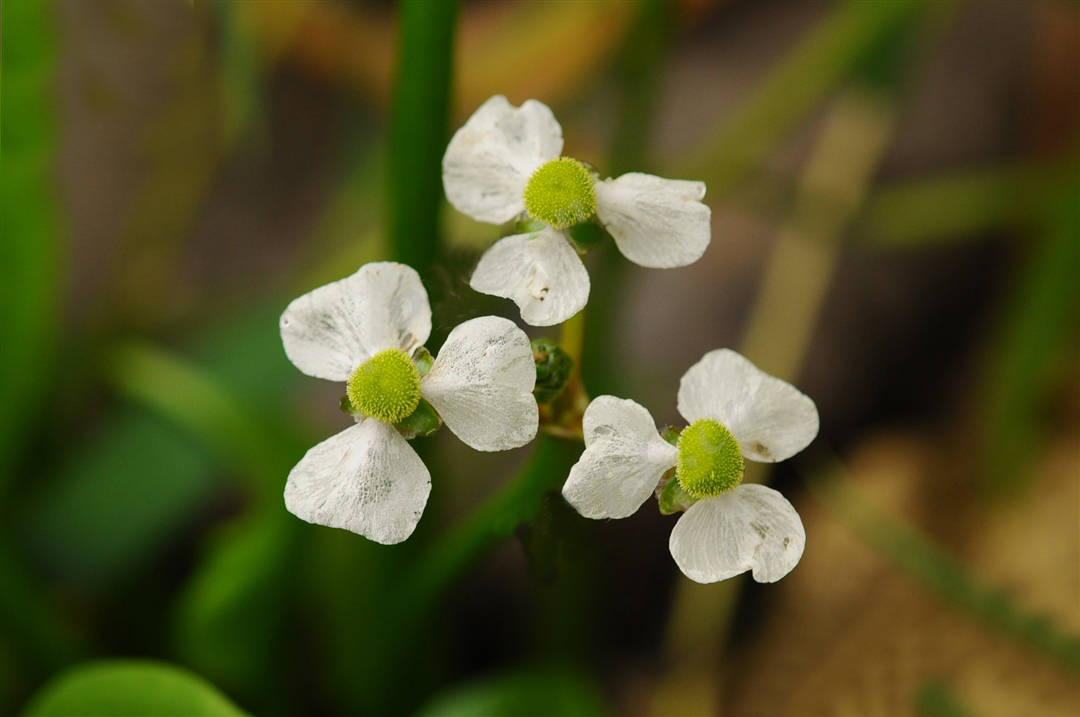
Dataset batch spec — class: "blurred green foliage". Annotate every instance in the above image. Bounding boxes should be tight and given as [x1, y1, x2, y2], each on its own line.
[0, 0, 62, 486]
[415, 667, 607, 717]
[979, 177, 1080, 494]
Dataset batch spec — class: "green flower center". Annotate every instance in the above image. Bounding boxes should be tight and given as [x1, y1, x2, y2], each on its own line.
[676, 419, 744, 498]
[523, 157, 597, 230]
[346, 349, 421, 424]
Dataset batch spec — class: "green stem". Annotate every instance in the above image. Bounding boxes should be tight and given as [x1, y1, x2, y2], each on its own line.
[387, 0, 458, 275]
[356, 435, 580, 713]
[0, 0, 63, 493]
[398, 435, 580, 604]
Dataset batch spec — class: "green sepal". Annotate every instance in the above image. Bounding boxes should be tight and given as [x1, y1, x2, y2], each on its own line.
[514, 217, 547, 234]
[565, 221, 607, 254]
[394, 397, 442, 439]
[656, 470, 697, 515]
[531, 338, 574, 404]
[411, 345, 434, 377]
[339, 394, 357, 415]
[660, 425, 681, 447]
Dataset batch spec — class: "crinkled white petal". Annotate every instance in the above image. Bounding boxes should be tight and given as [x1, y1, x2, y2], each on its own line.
[594, 172, 711, 269]
[469, 227, 589, 327]
[280, 262, 432, 381]
[284, 419, 431, 544]
[443, 95, 563, 225]
[677, 349, 819, 463]
[421, 316, 538, 451]
[562, 396, 678, 519]
[668, 484, 805, 583]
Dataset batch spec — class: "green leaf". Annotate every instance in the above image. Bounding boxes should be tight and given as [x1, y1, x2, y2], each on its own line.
[22, 660, 247, 717]
[22, 307, 304, 587]
[172, 515, 295, 701]
[22, 410, 217, 586]
[416, 667, 607, 717]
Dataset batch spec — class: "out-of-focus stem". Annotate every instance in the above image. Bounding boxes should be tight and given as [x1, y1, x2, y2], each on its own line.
[560, 310, 587, 368]
[810, 458, 1080, 677]
[740, 92, 895, 382]
[650, 90, 896, 717]
[686, 1, 920, 193]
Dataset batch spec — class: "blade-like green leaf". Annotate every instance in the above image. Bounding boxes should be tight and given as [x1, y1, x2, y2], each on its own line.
[979, 179, 1080, 494]
[0, 0, 63, 487]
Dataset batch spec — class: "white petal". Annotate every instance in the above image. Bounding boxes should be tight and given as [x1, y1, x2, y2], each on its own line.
[562, 396, 678, 519]
[677, 349, 819, 463]
[469, 227, 589, 327]
[280, 262, 432, 381]
[595, 172, 711, 268]
[443, 95, 563, 225]
[284, 420, 431, 544]
[421, 316, 538, 451]
[668, 484, 805, 583]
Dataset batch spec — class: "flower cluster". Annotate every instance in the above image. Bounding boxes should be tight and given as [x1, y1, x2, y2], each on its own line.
[278, 95, 819, 586]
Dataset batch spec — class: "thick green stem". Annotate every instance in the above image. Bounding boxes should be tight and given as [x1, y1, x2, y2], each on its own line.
[397, 435, 581, 605]
[387, 0, 458, 275]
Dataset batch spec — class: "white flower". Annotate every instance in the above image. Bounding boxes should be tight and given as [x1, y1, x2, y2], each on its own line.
[280, 262, 539, 544]
[443, 95, 712, 326]
[561, 349, 819, 583]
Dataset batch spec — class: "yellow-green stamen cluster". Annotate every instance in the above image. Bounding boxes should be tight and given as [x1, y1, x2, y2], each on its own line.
[676, 419, 744, 498]
[523, 157, 597, 230]
[347, 349, 421, 424]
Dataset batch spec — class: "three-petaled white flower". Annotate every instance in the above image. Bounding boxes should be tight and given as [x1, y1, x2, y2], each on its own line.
[280, 262, 539, 544]
[443, 95, 712, 327]
[561, 349, 819, 583]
